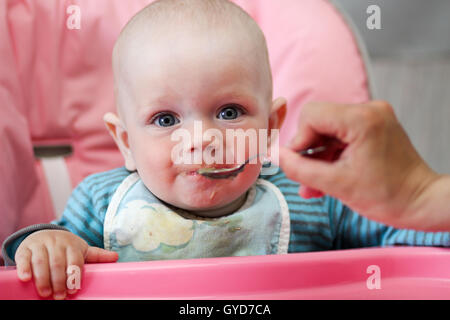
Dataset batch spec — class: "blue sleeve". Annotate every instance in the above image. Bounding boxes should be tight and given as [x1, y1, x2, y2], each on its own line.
[1, 224, 68, 266]
[54, 167, 131, 248]
[1, 179, 104, 266]
[1, 167, 131, 266]
[262, 168, 334, 252]
[328, 197, 450, 249]
[53, 180, 105, 248]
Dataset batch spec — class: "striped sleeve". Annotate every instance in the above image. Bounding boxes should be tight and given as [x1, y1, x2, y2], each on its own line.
[51, 167, 132, 248]
[261, 169, 334, 252]
[1, 167, 132, 265]
[261, 168, 450, 252]
[327, 194, 450, 249]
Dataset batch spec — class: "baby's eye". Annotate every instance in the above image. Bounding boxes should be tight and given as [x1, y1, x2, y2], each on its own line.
[217, 104, 244, 120]
[152, 112, 180, 127]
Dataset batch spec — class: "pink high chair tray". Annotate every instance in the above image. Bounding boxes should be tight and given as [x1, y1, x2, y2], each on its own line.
[1, 247, 449, 299]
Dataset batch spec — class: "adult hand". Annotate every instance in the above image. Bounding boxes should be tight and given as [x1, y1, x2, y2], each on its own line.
[279, 101, 449, 231]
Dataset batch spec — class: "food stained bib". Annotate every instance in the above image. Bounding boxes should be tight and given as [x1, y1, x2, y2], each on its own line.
[104, 173, 290, 261]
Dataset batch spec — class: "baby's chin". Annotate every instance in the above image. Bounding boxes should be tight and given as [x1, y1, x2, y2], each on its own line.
[172, 178, 247, 211]
[170, 188, 248, 218]
[170, 168, 260, 214]
[176, 194, 234, 212]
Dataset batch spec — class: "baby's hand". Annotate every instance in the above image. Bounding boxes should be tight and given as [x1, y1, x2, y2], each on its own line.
[14, 229, 118, 300]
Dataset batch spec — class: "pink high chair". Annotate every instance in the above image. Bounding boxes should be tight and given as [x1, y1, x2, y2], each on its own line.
[1, 0, 449, 299]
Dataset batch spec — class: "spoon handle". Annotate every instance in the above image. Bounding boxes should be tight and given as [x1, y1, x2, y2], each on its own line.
[298, 145, 327, 156]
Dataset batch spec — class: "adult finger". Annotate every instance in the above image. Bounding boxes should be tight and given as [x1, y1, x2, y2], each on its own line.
[288, 102, 361, 150]
[298, 186, 324, 199]
[279, 146, 346, 195]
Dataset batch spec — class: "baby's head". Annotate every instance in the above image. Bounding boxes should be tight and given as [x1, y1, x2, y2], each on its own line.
[105, 0, 286, 216]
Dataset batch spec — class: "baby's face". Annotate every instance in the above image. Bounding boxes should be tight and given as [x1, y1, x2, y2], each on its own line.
[112, 31, 283, 213]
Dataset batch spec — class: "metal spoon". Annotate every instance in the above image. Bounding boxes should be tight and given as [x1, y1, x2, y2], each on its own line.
[197, 146, 327, 179]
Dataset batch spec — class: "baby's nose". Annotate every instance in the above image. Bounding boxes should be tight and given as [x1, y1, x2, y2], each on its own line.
[189, 134, 220, 154]
[189, 142, 217, 154]
[185, 120, 225, 163]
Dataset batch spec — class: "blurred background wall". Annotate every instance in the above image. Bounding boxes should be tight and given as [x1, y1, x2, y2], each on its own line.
[335, 0, 450, 173]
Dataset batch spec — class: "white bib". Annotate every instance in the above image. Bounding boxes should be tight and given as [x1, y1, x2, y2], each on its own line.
[104, 173, 290, 262]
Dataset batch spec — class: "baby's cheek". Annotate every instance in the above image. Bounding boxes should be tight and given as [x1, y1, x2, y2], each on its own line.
[236, 163, 261, 188]
[135, 147, 175, 182]
[137, 141, 172, 166]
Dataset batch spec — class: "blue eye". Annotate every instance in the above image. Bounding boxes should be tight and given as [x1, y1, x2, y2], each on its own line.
[152, 113, 180, 127]
[217, 104, 243, 120]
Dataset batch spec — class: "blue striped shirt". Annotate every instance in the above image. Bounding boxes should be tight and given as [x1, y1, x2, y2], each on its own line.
[53, 166, 450, 253]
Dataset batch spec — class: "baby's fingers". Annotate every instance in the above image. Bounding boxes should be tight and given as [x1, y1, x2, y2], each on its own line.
[48, 246, 68, 300]
[66, 246, 85, 295]
[15, 247, 32, 282]
[30, 246, 52, 298]
[85, 246, 118, 263]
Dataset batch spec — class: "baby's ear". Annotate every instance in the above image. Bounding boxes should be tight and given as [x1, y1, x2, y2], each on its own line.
[103, 112, 137, 171]
[265, 97, 287, 163]
[269, 97, 287, 131]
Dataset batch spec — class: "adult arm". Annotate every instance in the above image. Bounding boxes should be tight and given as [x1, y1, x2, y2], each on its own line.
[279, 101, 450, 231]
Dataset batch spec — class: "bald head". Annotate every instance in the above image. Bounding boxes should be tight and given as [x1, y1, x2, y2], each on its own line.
[112, 0, 273, 120]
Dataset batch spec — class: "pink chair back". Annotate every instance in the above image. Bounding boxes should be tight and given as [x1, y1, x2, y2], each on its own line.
[0, 0, 371, 256]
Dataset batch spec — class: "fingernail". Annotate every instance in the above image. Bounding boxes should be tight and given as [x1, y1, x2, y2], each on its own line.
[287, 140, 295, 148]
[288, 136, 300, 148]
[18, 271, 31, 281]
[39, 288, 52, 297]
[53, 292, 66, 300]
[67, 289, 77, 295]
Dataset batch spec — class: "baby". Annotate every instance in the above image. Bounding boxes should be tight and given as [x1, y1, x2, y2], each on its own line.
[2, 0, 449, 300]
